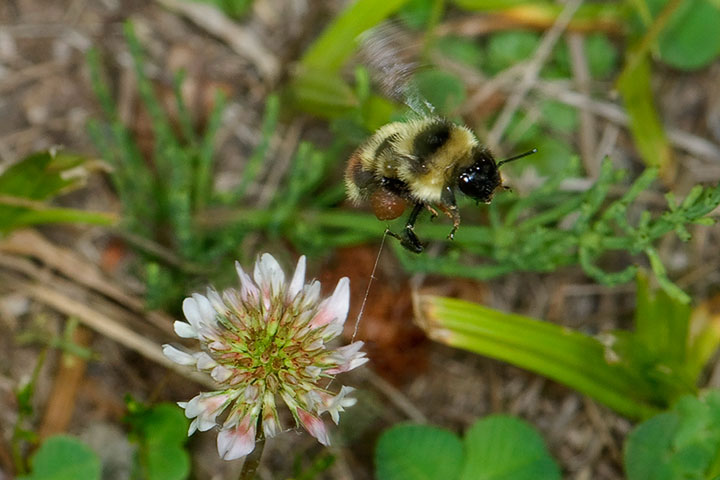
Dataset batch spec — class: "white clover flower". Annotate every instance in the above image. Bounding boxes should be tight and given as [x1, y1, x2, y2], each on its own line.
[163, 254, 368, 461]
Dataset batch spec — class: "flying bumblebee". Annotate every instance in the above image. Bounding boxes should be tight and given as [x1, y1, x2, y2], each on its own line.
[345, 25, 535, 253]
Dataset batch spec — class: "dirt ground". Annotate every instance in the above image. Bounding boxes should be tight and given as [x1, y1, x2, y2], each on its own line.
[2, 1, 720, 479]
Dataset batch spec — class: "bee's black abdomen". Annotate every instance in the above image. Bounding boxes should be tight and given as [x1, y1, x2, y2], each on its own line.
[412, 120, 451, 159]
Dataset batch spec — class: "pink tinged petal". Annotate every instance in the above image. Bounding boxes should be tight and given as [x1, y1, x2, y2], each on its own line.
[162, 345, 196, 366]
[194, 352, 217, 370]
[286, 255, 306, 304]
[209, 340, 230, 351]
[325, 342, 368, 374]
[253, 253, 285, 303]
[173, 321, 197, 338]
[211, 364, 233, 382]
[217, 415, 256, 461]
[297, 408, 330, 446]
[235, 261, 259, 303]
[310, 277, 350, 329]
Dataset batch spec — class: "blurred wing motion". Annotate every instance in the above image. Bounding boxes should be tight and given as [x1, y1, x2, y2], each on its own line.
[356, 22, 435, 116]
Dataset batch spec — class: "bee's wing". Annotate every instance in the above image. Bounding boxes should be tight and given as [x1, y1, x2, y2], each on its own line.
[356, 22, 435, 116]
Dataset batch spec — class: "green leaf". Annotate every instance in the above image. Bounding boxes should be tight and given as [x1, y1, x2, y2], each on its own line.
[625, 391, 720, 480]
[0, 151, 83, 200]
[649, 0, 720, 70]
[539, 100, 578, 134]
[300, 0, 411, 73]
[617, 55, 672, 175]
[415, 293, 662, 419]
[460, 415, 560, 480]
[485, 31, 539, 75]
[0, 151, 113, 233]
[18, 435, 100, 480]
[126, 402, 190, 480]
[414, 70, 467, 114]
[585, 33, 618, 78]
[434, 36, 484, 68]
[375, 424, 464, 480]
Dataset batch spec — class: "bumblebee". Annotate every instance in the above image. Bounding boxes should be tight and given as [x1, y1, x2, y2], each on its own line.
[345, 116, 535, 253]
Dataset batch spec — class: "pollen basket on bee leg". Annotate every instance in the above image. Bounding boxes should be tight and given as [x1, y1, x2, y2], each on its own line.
[370, 189, 407, 220]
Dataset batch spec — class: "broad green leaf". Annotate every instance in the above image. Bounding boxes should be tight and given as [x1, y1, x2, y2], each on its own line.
[398, 0, 436, 29]
[485, 31, 539, 74]
[0, 151, 114, 233]
[434, 36, 484, 68]
[0, 151, 84, 200]
[625, 392, 720, 480]
[460, 415, 560, 480]
[18, 435, 100, 480]
[126, 402, 190, 480]
[625, 413, 679, 480]
[375, 424, 464, 480]
[414, 70, 466, 114]
[585, 33, 618, 78]
[539, 100, 578, 134]
[649, 0, 720, 70]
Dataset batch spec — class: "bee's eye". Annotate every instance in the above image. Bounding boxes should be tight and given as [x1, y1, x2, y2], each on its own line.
[458, 164, 498, 202]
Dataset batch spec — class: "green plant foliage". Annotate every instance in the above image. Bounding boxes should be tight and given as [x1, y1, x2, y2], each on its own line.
[585, 33, 619, 78]
[376, 424, 464, 480]
[0, 151, 114, 234]
[125, 400, 191, 480]
[485, 31, 539, 75]
[190, 0, 253, 18]
[300, 0, 411, 73]
[88, 22, 249, 310]
[460, 416, 560, 480]
[18, 436, 101, 480]
[617, 54, 672, 174]
[397, 159, 719, 304]
[375, 416, 559, 480]
[539, 99, 578, 134]
[624, 390, 720, 480]
[416, 274, 720, 419]
[646, 0, 720, 70]
[434, 36, 484, 68]
[414, 69, 467, 115]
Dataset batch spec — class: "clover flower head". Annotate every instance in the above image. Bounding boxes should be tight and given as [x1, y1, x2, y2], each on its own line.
[163, 254, 368, 460]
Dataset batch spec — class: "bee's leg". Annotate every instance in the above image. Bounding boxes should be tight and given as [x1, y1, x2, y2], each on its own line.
[398, 203, 425, 253]
[440, 187, 461, 240]
[425, 204, 439, 221]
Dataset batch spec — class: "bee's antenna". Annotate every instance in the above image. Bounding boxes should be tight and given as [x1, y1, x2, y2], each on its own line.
[497, 148, 538, 168]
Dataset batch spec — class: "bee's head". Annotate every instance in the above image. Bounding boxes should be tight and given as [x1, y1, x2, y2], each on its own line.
[457, 147, 500, 203]
[457, 147, 537, 203]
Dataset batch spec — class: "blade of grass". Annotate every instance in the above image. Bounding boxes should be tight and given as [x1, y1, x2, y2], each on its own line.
[415, 294, 661, 418]
[300, 0, 411, 73]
